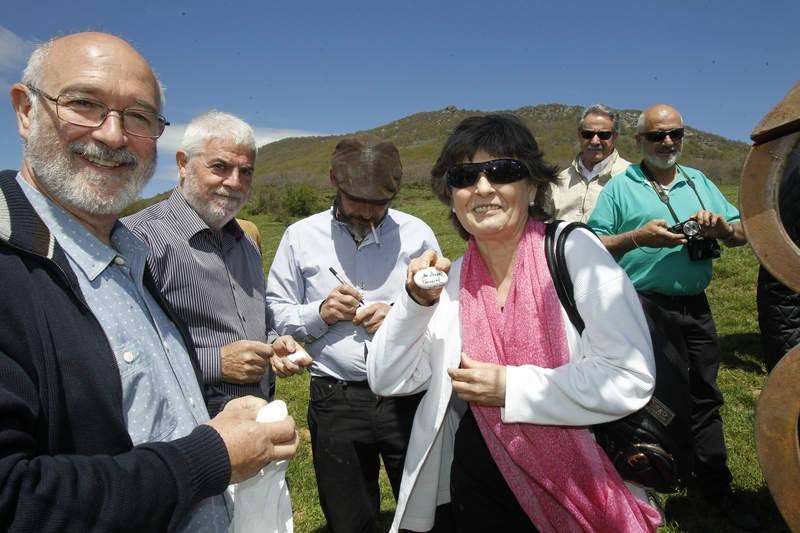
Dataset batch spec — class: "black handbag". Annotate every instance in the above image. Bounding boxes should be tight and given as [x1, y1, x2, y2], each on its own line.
[544, 221, 691, 493]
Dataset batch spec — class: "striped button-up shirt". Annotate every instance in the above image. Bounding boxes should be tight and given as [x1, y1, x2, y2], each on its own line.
[18, 176, 230, 532]
[123, 190, 275, 400]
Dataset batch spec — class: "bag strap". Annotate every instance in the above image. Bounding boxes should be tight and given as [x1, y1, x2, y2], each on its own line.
[544, 220, 594, 333]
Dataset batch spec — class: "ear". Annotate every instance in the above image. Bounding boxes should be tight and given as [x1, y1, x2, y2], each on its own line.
[329, 167, 338, 187]
[528, 183, 539, 205]
[176, 151, 189, 188]
[10, 84, 34, 141]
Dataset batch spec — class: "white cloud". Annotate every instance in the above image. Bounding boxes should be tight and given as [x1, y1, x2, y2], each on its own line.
[0, 27, 36, 73]
[157, 123, 325, 155]
[145, 124, 328, 195]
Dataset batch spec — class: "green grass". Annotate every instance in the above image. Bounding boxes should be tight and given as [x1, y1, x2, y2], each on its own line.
[248, 182, 789, 532]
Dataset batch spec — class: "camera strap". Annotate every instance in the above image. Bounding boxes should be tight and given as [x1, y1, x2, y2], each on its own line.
[640, 162, 707, 223]
[680, 168, 708, 210]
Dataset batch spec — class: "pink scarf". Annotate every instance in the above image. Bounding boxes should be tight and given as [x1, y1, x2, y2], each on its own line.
[459, 218, 660, 533]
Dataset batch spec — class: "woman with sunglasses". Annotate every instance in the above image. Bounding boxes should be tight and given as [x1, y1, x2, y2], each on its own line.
[368, 114, 661, 533]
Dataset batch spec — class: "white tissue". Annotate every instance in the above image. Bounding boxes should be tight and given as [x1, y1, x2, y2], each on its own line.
[229, 400, 293, 533]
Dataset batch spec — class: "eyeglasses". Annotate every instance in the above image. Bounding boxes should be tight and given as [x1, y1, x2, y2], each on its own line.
[641, 128, 685, 143]
[580, 130, 614, 141]
[26, 85, 169, 139]
[446, 159, 529, 189]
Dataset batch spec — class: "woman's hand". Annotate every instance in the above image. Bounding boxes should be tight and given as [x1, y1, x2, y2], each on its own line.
[448, 352, 506, 406]
[406, 249, 451, 306]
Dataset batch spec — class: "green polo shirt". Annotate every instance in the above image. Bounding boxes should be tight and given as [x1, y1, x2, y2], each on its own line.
[587, 164, 739, 295]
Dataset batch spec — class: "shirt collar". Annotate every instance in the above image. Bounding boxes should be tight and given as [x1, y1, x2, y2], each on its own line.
[627, 163, 687, 188]
[577, 150, 616, 180]
[167, 189, 244, 242]
[329, 203, 390, 247]
[16, 174, 149, 282]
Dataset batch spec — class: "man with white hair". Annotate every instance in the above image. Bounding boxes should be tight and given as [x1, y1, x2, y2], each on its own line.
[1, 32, 299, 531]
[587, 104, 757, 530]
[546, 103, 630, 222]
[124, 112, 302, 408]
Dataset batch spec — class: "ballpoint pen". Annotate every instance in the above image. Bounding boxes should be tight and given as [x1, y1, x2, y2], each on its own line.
[329, 267, 364, 306]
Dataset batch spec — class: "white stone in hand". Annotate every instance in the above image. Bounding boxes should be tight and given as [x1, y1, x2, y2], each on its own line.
[413, 267, 448, 289]
[256, 399, 288, 423]
[287, 346, 312, 365]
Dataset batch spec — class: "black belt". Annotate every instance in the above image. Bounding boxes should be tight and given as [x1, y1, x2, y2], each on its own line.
[311, 375, 371, 388]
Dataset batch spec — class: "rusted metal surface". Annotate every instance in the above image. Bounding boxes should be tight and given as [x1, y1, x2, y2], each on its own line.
[741, 81, 800, 531]
[751, 82, 800, 145]
[740, 133, 800, 293]
[754, 348, 800, 531]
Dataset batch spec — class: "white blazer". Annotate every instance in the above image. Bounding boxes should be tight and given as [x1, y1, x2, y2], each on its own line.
[367, 225, 656, 533]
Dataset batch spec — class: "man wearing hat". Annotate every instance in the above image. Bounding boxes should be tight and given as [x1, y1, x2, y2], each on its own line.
[266, 134, 440, 532]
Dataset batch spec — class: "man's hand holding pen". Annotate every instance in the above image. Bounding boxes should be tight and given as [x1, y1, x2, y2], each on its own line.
[320, 267, 364, 325]
[321, 267, 389, 333]
[319, 283, 364, 325]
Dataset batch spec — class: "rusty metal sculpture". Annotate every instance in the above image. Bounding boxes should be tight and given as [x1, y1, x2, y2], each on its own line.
[740, 81, 800, 531]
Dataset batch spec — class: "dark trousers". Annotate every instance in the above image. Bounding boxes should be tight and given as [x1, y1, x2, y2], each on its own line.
[638, 291, 733, 498]
[308, 376, 422, 533]
[450, 408, 538, 533]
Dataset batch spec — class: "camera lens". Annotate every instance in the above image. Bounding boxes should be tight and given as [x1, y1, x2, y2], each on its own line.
[683, 220, 701, 237]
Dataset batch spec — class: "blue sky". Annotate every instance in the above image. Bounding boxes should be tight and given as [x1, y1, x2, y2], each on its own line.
[1, 0, 798, 198]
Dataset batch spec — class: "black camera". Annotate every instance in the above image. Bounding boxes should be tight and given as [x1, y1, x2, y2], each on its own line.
[668, 219, 721, 261]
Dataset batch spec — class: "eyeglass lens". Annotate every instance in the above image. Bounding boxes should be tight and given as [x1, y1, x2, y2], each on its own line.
[580, 130, 613, 141]
[56, 94, 165, 138]
[446, 159, 529, 188]
[642, 128, 685, 142]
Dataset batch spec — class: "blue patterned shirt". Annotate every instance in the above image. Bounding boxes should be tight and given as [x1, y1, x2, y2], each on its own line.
[18, 175, 230, 532]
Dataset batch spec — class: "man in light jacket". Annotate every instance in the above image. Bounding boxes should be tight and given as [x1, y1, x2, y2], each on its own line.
[546, 103, 630, 222]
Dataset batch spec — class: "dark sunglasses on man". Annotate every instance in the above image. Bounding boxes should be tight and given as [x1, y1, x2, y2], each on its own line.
[446, 158, 529, 189]
[580, 130, 614, 141]
[641, 128, 685, 143]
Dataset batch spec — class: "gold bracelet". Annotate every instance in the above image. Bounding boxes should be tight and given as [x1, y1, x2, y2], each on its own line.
[631, 232, 641, 249]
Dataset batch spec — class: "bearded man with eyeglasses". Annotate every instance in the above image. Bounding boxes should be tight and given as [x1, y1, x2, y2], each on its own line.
[545, 103, 630, 223]
[587, 104, 758, 530]
[0, 32, 300, 532]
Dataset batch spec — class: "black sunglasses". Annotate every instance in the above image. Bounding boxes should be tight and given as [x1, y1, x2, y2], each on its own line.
[580, 129, 614, 141]
[446, 159, 529, 189]
[641, 128, 685, 143]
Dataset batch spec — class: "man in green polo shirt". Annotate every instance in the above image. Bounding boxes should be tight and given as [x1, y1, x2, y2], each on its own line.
[588, 104, 757, 530]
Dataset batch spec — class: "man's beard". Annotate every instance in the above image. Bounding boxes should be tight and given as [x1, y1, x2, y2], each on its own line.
[24, 113, 155, 216]
[642, 147, 681, 170]
[334, 192, 378, 242]
[181, 168, 247, 230]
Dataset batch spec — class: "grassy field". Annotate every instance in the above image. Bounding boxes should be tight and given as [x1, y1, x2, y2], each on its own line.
[249, 183, 790, 533]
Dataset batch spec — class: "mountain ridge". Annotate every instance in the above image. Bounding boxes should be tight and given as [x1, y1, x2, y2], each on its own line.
[253, 103, 749, 188]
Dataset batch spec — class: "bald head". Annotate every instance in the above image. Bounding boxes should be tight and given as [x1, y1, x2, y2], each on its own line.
[23, 32, 162, 112]
[635, 104, 685, 171]
[637, 104, 683, 133]
[11, 31, 162, 235]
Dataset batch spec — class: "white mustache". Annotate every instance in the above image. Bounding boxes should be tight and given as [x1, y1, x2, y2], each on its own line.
[70, 142, 137, 166]
[213, 188, 244, 200]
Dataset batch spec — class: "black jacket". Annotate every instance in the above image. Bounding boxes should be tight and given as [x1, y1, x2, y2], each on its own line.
[756, 157, 800, 372]
[0, 171, 230, 532]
